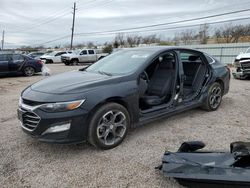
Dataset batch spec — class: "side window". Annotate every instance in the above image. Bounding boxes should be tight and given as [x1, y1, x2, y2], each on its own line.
[80, 50, 87, 55]
[12, 54, 24, 61]
[205, 55, 215, 64]
[0, 54, 5, 61]
[180, 52, 202, 63]
[55, 52, 66, 56]
[88, 50, 95, 54]
[0, 54, 11, 61]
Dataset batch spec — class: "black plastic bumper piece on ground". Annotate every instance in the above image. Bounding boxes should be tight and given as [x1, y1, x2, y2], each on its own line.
[160, 141, 250, 188]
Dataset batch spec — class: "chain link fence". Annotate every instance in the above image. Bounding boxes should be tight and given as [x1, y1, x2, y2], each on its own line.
[182, 43, 250, 64]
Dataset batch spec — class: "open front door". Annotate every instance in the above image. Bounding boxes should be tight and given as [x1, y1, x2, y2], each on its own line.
[139, 51, 178, 114]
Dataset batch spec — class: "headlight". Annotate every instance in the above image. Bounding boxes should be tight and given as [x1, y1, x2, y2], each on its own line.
[39, 99, 85, 112]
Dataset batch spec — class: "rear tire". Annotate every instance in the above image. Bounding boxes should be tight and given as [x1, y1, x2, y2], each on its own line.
[201, 82, 223, 111]
[88, 103, 130, 150]
[23, 66, 35, 76]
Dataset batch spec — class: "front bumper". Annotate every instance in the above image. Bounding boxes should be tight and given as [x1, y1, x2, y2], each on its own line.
[232, 69, 250, 79]
[17, 105, 89, 144]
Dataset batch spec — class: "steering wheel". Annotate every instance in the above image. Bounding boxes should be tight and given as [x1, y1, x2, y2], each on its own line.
[141, 71, 149, 83]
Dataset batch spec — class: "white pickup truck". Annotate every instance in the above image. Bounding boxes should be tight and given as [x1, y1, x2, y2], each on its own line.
[61, 49, 108, 65]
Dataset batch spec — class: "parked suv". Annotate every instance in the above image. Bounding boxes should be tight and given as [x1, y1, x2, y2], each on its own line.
[232, 47, 250, 79]
[61, 49, 108, 65]
[0, 53, 43, 76]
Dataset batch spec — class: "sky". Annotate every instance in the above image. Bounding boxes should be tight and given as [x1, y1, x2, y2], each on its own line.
[1, 0, 250, 48]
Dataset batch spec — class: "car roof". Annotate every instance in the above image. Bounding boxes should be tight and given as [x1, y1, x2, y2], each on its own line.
[118, 46, 201, 53]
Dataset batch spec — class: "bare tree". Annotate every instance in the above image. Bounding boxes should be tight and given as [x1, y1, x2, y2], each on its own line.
[126, 35, 137, 47]
[179, 29, 196, 45]
[199, 24, 209, 44]
[87, 42, 96, 48]
[142, 34, 160, 44]
[114, 33, 125, 47]
[213, 23, 249, 43]
[172, 32, 181, 45]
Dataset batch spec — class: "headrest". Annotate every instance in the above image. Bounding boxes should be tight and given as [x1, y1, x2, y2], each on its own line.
[160, 54, 175, 69]
[188, 55, 200, 61]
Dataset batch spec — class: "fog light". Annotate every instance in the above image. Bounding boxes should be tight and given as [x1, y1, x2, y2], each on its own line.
[42, 122, 71, 135]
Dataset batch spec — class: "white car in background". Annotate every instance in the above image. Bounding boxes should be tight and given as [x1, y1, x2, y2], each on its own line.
[61, 49, 108, 65]
[40, 51, 72, 64]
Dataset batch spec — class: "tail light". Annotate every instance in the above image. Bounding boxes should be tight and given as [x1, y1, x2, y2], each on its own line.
[37, 59, 43, 65]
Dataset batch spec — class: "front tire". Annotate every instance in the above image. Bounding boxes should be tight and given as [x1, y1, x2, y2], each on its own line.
[71, 59, 79, 66]
[23, 66, 35, 76]
[88, 103, 130, 149]
[202, 82, 223, 111]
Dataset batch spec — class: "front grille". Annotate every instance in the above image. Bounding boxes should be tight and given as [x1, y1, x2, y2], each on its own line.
[241, 63, 250, 70]
[20, 108, 40, 131]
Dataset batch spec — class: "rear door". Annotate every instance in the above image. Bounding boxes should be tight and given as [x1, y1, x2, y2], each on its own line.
[0, 54, 11, 74]
[87, 50, 96, 62]
[9, 54, 25, 72]
[79, 50, 88, 62]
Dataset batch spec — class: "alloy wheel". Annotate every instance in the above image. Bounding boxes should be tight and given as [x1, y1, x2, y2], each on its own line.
[209, 86, 222, 109]
[24, 67, 35, 76]
[97, 110, 127, 146]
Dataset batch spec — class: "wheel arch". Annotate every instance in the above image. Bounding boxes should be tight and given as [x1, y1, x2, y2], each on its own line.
[71, 58, 79, 62]
[86, 96, 133, 129]
[215, 78, 225, 94]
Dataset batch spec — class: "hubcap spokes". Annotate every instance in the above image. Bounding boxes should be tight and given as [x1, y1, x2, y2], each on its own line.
[97, 110, 126, 146]
[210, 87, 222, 109]
[25, 67, 34, 76]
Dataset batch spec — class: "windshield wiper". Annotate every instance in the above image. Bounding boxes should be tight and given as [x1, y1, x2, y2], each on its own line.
[98, 71, 112, 76]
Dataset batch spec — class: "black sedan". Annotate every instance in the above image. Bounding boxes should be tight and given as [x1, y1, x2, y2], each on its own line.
[0, 53, 43, 76]
[18, 47, 230, 149]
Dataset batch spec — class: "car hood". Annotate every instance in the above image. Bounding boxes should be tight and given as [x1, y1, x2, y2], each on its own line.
[236, 53, 250, 60]
[40, 55, 54, 59]
[30, 70, 121, 94]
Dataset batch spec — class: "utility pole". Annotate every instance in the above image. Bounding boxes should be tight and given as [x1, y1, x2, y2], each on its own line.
[70, 2, 76, 50]
[1, 30, 4, 50]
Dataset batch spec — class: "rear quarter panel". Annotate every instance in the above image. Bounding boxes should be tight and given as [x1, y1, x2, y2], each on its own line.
[210, 61, 230, 95]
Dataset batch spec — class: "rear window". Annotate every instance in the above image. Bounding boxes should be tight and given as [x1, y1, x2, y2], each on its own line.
[12, 54, 24, 61]
[88, 50, 95, 54]
[205, 54, 215, 64]
[0, 54, 11, 61]
[80, 50, 87, 55]
[180, 52, 202, 63]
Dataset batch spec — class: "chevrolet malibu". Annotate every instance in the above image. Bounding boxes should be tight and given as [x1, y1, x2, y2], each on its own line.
[18, 47, 230, 149]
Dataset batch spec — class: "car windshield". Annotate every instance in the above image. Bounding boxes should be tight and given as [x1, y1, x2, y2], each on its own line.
[85, 50, 153, 75]
[246, 48, 250, 53]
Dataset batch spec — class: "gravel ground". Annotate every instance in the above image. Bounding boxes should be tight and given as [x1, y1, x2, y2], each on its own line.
[0, 64, 249, 188]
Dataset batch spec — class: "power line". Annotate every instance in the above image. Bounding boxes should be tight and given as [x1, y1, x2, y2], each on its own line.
[75, 8, 250, 36]
[33, 7, 250, 46]
[8, 0, 99, 33]
[76, 16, 250, 36]
[35, 16, 250, 46]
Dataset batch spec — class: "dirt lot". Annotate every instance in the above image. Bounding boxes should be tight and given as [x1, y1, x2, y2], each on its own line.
[0, 64, 249, 188]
